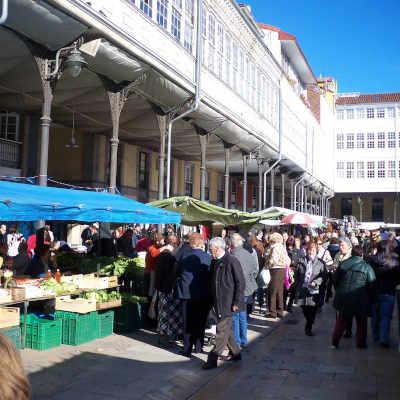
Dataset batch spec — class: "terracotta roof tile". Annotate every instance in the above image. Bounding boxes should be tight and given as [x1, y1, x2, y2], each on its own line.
[336, 93, 400, 105]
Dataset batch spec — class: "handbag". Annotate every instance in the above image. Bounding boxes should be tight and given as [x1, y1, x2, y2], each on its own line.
[259, 268, 271, 288]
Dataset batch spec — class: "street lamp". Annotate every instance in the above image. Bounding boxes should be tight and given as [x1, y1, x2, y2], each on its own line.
[45, 42, 87, 81]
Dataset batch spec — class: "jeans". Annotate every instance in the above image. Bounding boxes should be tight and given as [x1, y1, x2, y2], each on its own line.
[372, 294, 396, 345]
[397, 290, 400, 339]
[232, 308, 248, 347]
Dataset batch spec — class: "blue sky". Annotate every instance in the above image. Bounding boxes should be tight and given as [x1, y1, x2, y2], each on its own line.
[245, 0, 400, 94]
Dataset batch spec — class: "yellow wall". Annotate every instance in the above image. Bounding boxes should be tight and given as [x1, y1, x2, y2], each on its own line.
[48, 127, 84, 181]
[121, 143, 138, 187]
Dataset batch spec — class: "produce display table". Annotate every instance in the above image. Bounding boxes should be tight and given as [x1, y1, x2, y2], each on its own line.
[0, 295, 56, 349]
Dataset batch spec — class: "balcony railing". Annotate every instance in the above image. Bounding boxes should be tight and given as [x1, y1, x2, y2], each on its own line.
[0, 138, 21, 169]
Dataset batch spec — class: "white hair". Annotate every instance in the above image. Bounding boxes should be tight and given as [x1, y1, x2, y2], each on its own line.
[230, 233, 244, 248]
[210, 237, 226, 250]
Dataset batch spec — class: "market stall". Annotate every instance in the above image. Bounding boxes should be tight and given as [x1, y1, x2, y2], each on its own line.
[149, 196, 280, 227]
[0, 181, 181, 350]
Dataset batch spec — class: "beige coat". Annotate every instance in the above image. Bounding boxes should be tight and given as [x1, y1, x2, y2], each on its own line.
[267, 243, 291, 269]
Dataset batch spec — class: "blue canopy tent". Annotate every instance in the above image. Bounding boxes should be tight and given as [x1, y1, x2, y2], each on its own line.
[0, 181, 181, 224]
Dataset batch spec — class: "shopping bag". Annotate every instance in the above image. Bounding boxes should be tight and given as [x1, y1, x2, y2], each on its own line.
[259, 268, 271, 288]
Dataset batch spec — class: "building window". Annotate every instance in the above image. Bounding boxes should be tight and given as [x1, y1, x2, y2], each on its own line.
[171, 6, 182, 41]
[140, 0, 153, 17]
[0, 112, 19, 142]
[367, 108, 375, 118]
[204, 171, 210, 201]
[372, 198, 384, 221]
[200, 6, 206, 64]
[388, 132, 395, 148]
[232, 42, 238, 93]
[346, 109, 354, 119]
[356, 132, 364, 149]
[183, 0, 193, 52]
[387, 107, 395, 118]
[388, 160, 396, 178]
[337, 110, 344, 120]
[336, 133, 344, 149]
[231, 179, 237, 205]
[184, 163, 193, 196]
[357, 161, 364, 178]
[367, 132, 375, 148]
[341, 198, 352, 217]
[337, 161, 344, 178]
[377, 108, 385, 118]
[346, 133, 354, 149]
[138, 152, 149, 189]
[156, 0, 168, 28]
[184, 22, 193, 52]
[377, 132, 385, 148]
[223, 33, 232, 85]
[208, 14, 215, 72]
[367, 161, 375, 178]
[346, 161, 354, 178]
[216, 23, 224, 79]
[252, 184, 257, 209]
[217, 174, 224, 203]
[377, 161, 385, 178]
[239, 49, 245, 99]
[356, 108, 365, 119]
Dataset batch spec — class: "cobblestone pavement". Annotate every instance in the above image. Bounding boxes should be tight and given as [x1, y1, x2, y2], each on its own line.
[23, 305, 399, 400]
[190, 305, 400, 400]
[22, 308, 277, 400]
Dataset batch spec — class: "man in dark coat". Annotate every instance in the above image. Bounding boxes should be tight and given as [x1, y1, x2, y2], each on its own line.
[331, 243, 376, 349]
[202, 237, 245, 370]
[176, 233, 212, 357]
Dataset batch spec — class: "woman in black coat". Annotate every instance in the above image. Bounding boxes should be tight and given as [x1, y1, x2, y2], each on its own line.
[294, 242, 326, 336]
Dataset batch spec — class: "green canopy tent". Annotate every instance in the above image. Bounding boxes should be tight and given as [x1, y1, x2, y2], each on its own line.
[149, 197, 279, 227]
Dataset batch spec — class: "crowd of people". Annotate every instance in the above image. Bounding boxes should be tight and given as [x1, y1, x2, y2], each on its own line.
[141, 226, 400, 369]
[1, 221, 400, 375]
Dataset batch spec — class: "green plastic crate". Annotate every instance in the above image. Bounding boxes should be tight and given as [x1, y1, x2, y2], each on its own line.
[21, 315, 62, 351]
[55, 311, 99, 345]
[0, 326, 21, 350]
[98, 310, 114, 338]
[114, 303, 142, 333]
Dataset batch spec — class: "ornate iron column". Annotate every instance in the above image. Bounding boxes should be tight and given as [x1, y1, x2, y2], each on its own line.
[199, 133, 208, 202]
[156, 115, 167, 200]
[257, 159, 263, 211]
[35, 57, 54, 187]
[224, 144, 232, 209]
[242, 153, 248, 212]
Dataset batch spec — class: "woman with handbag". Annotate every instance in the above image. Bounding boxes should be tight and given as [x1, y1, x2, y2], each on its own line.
[294, 241, 326, 336]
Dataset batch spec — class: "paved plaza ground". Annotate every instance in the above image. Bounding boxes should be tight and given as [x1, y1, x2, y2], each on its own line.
[22, 305, 399, 400]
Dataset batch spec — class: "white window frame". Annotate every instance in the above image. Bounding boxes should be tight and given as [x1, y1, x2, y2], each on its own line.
[346, 133, 354, 149]
[346, 109, 354, 119]
[171, 5, 182, 41]
[337, 161, 344, 178]
[387, 107, 395, 118]
[367, 132, 375, 148]
[377, 161, 385, 178]
[367, 161, 375, 178]
[216, 22, 224, 79]
[388, 132, 396, 148]
[207, 13, 216, 72]
[0, 112, 20, 142]
[377, 108, 385, 118]
[356, 132, 364, 149]
[156, 0, 168, 29]
[356, 108, 365, 119]
[337, 110, 344, 120]
[357, 161, 364, 178]
[346, 161, 354, 179]
[377, 132, 385, 148]
[223, 32, 232, 85]
[367, 107, 375, 119]
[140, 0, 153, 18]
[388, 161, 396, 178]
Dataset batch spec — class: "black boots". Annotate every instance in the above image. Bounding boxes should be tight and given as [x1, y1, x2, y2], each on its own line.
[202, 352, 218, 370]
